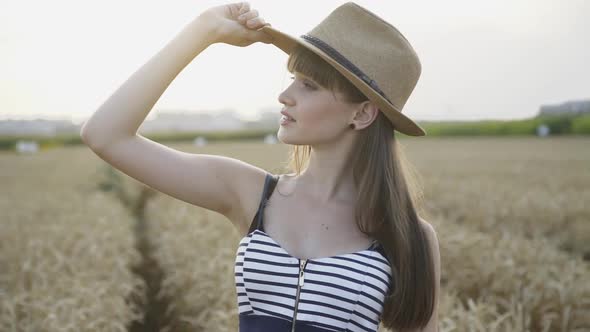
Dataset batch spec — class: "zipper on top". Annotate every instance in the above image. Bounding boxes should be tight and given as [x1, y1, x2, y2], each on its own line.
[291, 258, 308, 332]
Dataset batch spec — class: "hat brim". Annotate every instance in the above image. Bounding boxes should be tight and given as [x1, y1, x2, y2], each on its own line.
[259, 24, 426, 137]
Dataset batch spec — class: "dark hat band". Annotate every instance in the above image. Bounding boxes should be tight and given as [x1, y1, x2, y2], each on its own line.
[301, 34, 394, 106]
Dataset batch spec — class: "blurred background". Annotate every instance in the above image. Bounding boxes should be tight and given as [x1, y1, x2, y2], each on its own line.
[1, 0, 589, 331]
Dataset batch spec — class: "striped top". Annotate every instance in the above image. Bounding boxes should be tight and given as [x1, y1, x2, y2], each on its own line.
[234, 173, 394, 332]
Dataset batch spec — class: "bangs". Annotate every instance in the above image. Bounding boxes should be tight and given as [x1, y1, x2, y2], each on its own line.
[286, 44, 367, 103]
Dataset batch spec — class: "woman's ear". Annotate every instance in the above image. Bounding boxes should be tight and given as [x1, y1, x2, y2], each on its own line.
[351, 101, 380, 129]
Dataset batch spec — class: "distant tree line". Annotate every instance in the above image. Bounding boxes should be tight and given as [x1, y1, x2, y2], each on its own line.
[1, 114, 589, 151]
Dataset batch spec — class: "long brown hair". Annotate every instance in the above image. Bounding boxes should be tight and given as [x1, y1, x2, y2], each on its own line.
[282, 44, 436, 330]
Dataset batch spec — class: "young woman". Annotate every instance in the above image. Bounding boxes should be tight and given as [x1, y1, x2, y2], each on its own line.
[81, 2, 440, 331]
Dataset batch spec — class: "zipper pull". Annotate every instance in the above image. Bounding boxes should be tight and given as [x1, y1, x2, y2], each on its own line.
[299, 259, 307, 286]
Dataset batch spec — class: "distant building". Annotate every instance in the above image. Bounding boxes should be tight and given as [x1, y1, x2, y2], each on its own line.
[243, 108, 281, 130]
[0, 108, 276, 137]
[16, 140, 39, 153]
[538, 99, 590, 117]
[0, 119, 78, 136]
[138, 110, 246, 133]
[193, 136, 208, 146]
[536, 124, 550, 137]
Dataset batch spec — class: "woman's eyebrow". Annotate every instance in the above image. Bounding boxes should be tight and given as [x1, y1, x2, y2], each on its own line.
[297, 73, 317, 83]
[294, 72, 313, 80]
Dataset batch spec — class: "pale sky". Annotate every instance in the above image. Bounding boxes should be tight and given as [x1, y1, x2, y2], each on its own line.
[1, 0, 589, 124]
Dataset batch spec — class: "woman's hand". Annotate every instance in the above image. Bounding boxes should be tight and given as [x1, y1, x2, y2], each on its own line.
[199, 1, 273, 47]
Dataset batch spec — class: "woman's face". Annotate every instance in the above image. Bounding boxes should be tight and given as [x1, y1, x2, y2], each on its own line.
[277, 71, 355, 145]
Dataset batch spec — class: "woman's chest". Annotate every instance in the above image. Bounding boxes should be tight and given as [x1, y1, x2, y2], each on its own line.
[262, 197, 373, 259]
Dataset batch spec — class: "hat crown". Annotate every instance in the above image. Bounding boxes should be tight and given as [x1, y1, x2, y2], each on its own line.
[306, 2, 421, 112]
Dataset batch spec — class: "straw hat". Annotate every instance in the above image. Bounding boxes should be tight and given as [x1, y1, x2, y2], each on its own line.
[259, 2, 426, 136]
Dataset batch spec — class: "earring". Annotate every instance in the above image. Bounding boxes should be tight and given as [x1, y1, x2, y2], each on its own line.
[349, 123, 355, 129]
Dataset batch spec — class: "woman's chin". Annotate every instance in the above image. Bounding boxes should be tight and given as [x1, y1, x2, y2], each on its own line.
[277, 130, 297, 145]
[277, 131, 289, 142]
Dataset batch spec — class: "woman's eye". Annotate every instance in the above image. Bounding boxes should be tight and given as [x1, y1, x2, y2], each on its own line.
[289, 76, 315, 89]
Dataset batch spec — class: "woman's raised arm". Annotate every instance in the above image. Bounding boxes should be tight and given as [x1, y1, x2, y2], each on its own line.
[77, 3, 273, 229]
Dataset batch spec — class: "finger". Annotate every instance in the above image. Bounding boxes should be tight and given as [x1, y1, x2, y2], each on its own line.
[238, 9, 258, 23]
[246, 16, 265, 28]
[238, 2, 250, 15]
[229, 4, 239, 18]
[255, 22, 272, 32]
[229, 7, 237, 19]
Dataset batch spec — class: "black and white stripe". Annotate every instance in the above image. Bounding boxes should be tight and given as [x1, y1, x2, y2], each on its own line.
[235, 229, 393, 332]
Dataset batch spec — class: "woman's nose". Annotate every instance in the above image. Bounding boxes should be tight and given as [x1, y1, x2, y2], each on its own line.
[278, 89, 294, 107]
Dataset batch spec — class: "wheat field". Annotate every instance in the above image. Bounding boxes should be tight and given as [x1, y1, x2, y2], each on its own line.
[1, 136, 588, 331]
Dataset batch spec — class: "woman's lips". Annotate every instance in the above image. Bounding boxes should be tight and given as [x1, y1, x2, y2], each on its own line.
[280, 110, 296, 121]
[280, 115, 295, 125]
